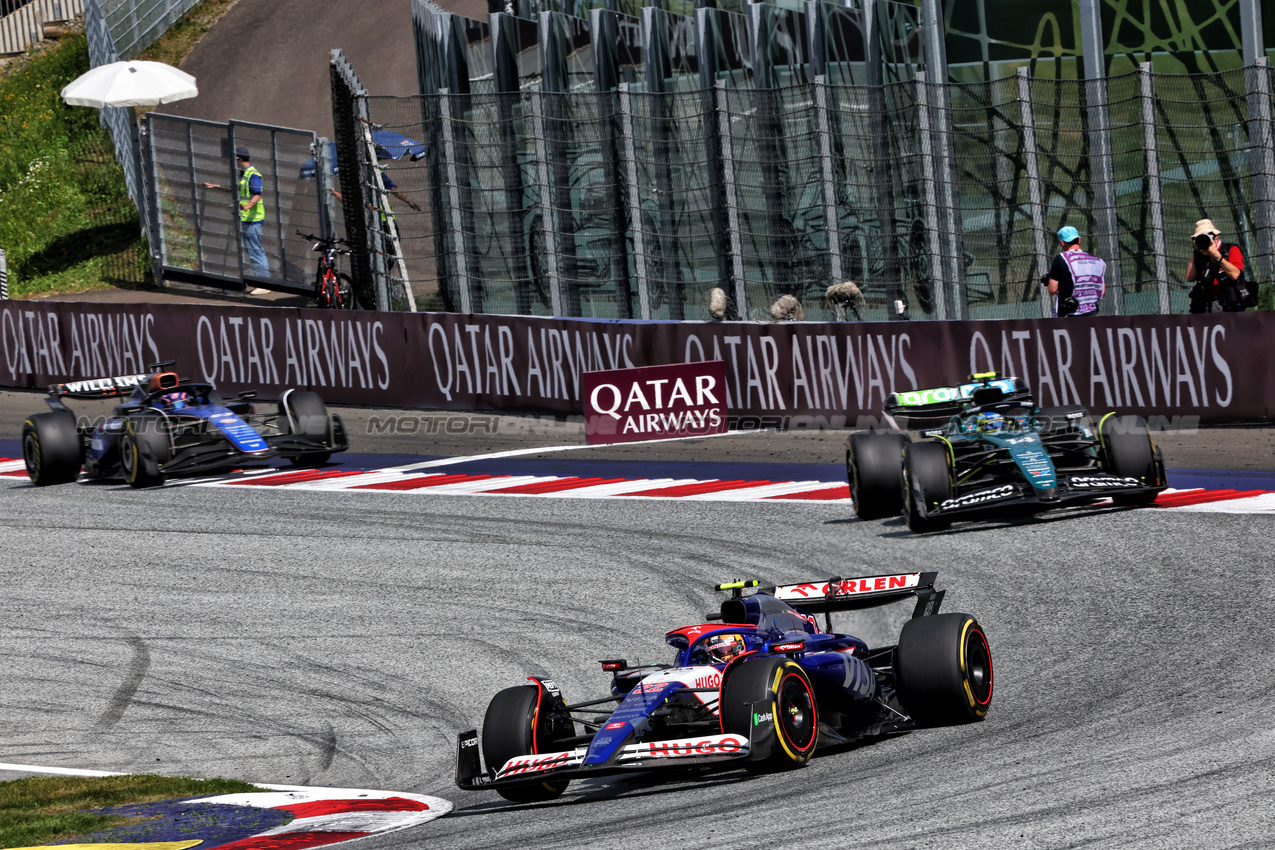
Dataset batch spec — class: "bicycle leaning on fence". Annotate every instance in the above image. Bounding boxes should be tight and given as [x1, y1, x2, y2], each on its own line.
[297, 231, 355, 309]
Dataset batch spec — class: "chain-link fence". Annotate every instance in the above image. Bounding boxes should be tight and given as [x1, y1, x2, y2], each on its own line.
[98, 0, 197, 59]
[335, 55, 1275, 319]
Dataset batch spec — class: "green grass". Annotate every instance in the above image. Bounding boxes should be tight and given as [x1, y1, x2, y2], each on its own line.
[0, 774, 266, 848]
[0, 0, 244, 299]
[136, 0, 240, 67]
[0, 29, 149, 298]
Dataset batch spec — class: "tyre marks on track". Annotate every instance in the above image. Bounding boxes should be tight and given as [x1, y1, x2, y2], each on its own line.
[94, 635, 150, 731]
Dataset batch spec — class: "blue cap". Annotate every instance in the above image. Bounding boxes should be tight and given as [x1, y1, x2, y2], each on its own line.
[1057, 225, 1080, 243]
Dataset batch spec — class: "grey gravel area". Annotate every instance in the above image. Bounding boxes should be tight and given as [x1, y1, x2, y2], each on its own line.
[0, 477, 1272, 849]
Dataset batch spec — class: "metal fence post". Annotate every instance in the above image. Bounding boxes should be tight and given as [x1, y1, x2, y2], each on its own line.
[439, 89, 473, 314]
[530, 86, 563, 317]
[921, 0, 964, 319]
[915, 71, 948, 321]
[227, 124, 246, 285]
[698, 10, 734, 314]
[349, 107, 391, 312]
[618, 83, 652, 320]
[1017, 68, 1051, 318]
[715, 79, 747, 318]
[749, 2, 795, 294]
[1241, 0, 1264, 66]
[592, 10, 634, 320]
[813, 75, 843, 290]
[1245, 58, 1275, 288]
[0, 248, 7, 299]
[315, 138, 337, 243]
[1138, 63, 1171, 314]
[138, 115, 165, 288]
[1079, 0, 1122, 315]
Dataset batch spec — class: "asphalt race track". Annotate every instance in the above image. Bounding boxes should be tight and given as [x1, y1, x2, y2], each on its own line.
[3, 412, 1275, 849]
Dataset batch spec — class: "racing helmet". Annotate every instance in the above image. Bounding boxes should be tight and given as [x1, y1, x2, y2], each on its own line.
[703, 633, 746, 664]
[160, 391, 190, 410]
[976, 411, 1005, 433]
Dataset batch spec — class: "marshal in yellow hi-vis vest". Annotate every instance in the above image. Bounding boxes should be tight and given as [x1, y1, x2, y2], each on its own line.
[237, 165, 265, 223]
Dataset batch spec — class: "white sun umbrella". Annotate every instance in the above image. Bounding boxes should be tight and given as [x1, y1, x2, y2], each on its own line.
[60, 60, 197, 108]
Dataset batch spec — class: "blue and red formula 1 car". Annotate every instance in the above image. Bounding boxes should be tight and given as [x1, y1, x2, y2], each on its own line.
[456, 573, 993, 802]
[21, 362, 347, 488]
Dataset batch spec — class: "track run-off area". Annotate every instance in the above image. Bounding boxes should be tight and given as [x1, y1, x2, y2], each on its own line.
[2, 421, 1274, 848]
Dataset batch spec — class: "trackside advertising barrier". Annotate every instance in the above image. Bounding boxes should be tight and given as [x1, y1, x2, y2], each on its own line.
[1, 302, 1272, 424]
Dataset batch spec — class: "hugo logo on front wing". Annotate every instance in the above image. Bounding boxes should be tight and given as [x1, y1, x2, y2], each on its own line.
[646, 736, 746, 757]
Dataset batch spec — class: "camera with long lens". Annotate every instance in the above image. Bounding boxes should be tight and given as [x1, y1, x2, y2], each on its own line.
[1195, 233, 1214, 252]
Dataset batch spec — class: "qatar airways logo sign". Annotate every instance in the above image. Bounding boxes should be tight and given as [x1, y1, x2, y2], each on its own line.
[583, 361, 728, 445]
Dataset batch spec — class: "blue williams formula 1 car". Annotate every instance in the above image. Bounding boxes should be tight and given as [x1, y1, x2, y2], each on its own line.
[21, 362, 348, 488]
[845, 372, 1168, 532]
[456, 573, 992, 803]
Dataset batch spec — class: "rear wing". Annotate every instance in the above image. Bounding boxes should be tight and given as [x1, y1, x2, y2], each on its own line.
[48, 373, 149, 399]
[885, 374, 1032, 421]
[766, 572, 944, 621]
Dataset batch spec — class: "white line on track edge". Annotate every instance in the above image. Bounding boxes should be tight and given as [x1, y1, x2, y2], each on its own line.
[377, 427, 776, 473]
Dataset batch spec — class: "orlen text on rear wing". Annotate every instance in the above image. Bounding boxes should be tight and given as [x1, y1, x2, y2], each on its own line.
[48, 373, 148, 399]
[884, 375, 1032, 422]
[767, 572, 945, 621]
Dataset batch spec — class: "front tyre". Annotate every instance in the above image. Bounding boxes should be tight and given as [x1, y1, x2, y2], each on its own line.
[902, 441, 952, 533]
[482, 685, 571, 803]
[1100, 414, 1161, 506]
[119, 414, 170, 488]
[22, 412, 82, 486]
[282, 390, 334, 467]
[895, 613, 993, 726]
[720, 657, 818, 773]
[847, 430, 908, 519]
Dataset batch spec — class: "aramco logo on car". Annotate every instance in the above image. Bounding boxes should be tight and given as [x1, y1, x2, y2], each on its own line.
[583, 361, 728, 445]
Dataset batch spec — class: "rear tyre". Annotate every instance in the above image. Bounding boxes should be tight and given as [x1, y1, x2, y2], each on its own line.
[119, 414, 170, 488]
[847, 431, 908, 519]
[22, 412, 82, 486]
[482, 685, 572, 803]
[895, 613, 993, 726]
[282, 390, 333, 467]
[1101, 414, 1160, 506]
[902, 441, 952, 533]
[720, 657, 818, 773]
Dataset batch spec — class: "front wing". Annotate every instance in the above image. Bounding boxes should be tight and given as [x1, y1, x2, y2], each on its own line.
[455, 730, 751, 791]
[924, 474, 1160, 519]
[156, 432, 346, 477]
[130, 415, 348, 478]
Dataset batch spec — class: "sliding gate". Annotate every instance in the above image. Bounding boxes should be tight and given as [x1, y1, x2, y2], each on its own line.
[144, 114, 337, 295]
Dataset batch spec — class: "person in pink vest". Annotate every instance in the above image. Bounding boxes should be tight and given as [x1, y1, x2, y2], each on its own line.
[1044, 225, 1105, 317]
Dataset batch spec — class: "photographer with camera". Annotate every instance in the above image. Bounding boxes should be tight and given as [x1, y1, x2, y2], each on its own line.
[1186, 218, 1254, 313]
[1040, 225, 1105, 318]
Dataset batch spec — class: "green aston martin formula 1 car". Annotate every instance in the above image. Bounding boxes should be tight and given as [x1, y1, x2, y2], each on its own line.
[846, 373, 1168, 532]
